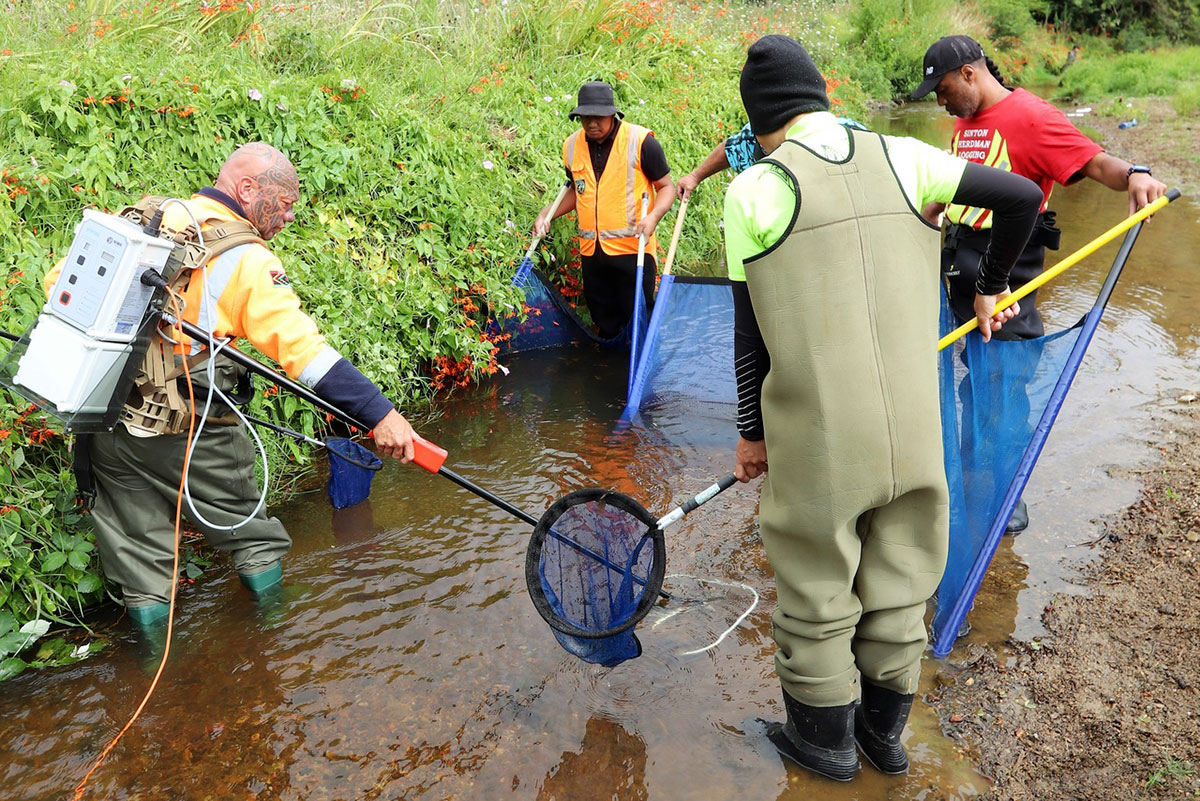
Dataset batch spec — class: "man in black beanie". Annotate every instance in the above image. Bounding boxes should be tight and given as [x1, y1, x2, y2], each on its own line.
[725, 34, 1042, 780]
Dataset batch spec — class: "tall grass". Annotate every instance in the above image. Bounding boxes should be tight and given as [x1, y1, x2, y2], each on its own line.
[1058, 46, 1200, 97]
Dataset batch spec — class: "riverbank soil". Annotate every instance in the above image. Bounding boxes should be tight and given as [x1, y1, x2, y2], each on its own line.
[930, 406, 1200, 799]
[1080, 96, 1200, 196]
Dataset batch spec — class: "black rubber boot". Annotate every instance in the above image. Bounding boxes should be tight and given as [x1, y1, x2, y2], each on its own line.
[1005, 497, 1029, 534]
[854, 681, 914, 775]
[766, 689, 859, 782]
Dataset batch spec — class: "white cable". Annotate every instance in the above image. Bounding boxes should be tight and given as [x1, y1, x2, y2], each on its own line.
[158, 198, 270, 533]
[661, 574, 760, 657]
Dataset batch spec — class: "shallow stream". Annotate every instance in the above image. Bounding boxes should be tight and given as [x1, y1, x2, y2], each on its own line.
[1, 105, 1197, 800]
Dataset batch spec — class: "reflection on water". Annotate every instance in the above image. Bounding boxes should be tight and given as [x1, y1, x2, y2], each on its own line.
[0, 104, 1196, 801]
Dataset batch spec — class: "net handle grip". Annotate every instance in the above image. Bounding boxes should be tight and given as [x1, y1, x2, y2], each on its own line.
[412, 435, 448, 473]
[657, 473, 738, 529]
[523, 180, 572, 262]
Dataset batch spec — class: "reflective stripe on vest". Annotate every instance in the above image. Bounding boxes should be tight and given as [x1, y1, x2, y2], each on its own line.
[188, 244, 253, 355]
[563, 122, 658, 257]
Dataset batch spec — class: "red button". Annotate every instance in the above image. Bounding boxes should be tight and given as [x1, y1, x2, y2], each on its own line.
[59, 291, 72, 305]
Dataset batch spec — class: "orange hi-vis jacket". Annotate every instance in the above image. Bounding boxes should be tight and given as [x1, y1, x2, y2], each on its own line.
[45, 194, 339, 385]
[563, 121, 659, 258]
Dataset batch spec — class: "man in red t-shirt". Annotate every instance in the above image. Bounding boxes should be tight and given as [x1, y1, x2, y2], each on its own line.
[914, 35, 1167, 339]
[913, 35, 1167, 535]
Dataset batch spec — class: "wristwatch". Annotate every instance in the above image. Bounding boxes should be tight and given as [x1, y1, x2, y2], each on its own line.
[1126, 165, 1152, 179]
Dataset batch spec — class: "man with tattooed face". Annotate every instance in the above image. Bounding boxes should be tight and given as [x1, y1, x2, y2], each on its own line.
[45, 143, 420, 628]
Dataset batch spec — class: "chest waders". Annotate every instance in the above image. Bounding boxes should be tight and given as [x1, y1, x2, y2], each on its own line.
[81, 198, 289, 622]
[744, 130, 948, 707]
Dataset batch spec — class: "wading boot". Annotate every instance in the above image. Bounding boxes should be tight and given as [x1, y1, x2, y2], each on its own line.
[855, 681, 914, 775]
[766, 688, 859, 782]
[126, 600, 170, 629]
[239, 562, 283, 596]
[1005, 498, 1029, 535]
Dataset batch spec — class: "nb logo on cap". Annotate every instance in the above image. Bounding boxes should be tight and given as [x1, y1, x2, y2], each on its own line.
[925, 66, 934, 75]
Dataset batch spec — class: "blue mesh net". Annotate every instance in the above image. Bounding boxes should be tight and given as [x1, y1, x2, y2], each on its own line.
[325, 438, 383, 510]
[528, 493, 663, 667]
[495, 259, 1107, 659]
[490, 267, 633, 354]
[931, 298, 1089, 655]
[624, 276, 736, 416]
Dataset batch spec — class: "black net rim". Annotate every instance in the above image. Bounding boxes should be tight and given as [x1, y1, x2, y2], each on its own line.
[524, 487, 666, 640]
[325, 437, 384, 471]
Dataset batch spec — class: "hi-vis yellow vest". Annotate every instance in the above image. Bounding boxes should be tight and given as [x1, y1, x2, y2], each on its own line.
[563, 122, 658, 258]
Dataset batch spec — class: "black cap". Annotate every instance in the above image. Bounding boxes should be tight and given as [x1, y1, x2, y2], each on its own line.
[569, 81, 623, 120]
[912, 35, 986, 99]
[739, 35, 830, 136]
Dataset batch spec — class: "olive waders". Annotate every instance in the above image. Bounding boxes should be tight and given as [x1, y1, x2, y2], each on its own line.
[89, 361, 291, 626]
[745, 129, 947, 776]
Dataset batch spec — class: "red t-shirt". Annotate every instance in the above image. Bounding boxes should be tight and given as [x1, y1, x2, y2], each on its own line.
[946, 88, 1103, 230]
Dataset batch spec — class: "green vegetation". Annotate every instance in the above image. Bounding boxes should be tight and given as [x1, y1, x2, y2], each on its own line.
[1143, 751, 1195, 794]
[1058, 46, 1200, 98]
[1043, 0, 1200, 49]
[1, 0, 1197, 677]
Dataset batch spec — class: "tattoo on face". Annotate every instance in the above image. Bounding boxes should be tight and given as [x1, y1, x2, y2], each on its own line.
[247, 165, 298, 238]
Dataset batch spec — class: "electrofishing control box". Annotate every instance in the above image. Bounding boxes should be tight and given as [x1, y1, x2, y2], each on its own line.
[8, 209, 172, 418]
[44, 208, 173, 341]
[12, 314, 133, 415]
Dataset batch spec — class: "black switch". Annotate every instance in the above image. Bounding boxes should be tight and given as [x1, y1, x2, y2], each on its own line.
[76, 255, 86, 266]
[97, 266, 106, 277]
[68, 274, 77, 284]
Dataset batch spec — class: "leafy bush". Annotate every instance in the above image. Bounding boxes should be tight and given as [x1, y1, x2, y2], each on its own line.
[1043, 0, 1200, 45]
[846, 0, 950, 99]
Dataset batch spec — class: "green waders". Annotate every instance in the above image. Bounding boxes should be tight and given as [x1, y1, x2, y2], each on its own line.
[745, 130, 947, 707]
[89, 422, 292, 612]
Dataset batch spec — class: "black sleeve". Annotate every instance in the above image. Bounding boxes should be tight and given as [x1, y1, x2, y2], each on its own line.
[732, 280, 769, 441]
[564, 165, 573, 184]
[312, 358, 395, 428]
[639, 134, 671, 182]
[952, 162, 1043, 295]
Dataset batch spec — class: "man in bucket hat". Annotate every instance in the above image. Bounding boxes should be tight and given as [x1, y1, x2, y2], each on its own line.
[726, 34, 1042, 780]
[914, 34, 1167, 533]
[534, 81, 675, 339]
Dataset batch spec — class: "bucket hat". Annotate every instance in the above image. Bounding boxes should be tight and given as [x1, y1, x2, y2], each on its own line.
[569, 81, 623, 120]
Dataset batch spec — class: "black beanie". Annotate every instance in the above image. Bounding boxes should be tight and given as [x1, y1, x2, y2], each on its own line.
[740, 35, 830, 136]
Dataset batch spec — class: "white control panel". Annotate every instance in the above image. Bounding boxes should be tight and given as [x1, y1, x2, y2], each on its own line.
[45, 208, 173, 342]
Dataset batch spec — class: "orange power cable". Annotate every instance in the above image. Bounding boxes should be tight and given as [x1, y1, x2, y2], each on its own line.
[73, 291, 195, 800]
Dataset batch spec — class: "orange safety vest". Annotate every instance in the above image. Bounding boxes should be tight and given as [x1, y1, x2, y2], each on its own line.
[562, 121, 658, 258]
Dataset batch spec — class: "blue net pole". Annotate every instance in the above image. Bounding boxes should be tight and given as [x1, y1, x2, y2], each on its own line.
[931, 223, 1148, 657]
[628, 193, 650, 394]
[622, 274, 675, 419]
[513, 181, 571, 288]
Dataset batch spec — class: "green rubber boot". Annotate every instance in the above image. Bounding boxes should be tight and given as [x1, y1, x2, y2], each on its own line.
[239, 562, 283, 596]
[126, 600, 170, 629]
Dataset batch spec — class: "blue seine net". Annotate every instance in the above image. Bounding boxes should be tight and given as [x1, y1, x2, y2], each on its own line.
[525, 489, 666, 667]
[623, 277, 736, 417]
[491, 268, 636, 354]
[931, 296, 1085, 654]
[325, 438, 383, 510]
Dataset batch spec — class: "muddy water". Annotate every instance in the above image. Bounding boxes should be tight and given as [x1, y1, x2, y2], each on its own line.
[1, 108, 1197, 801]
